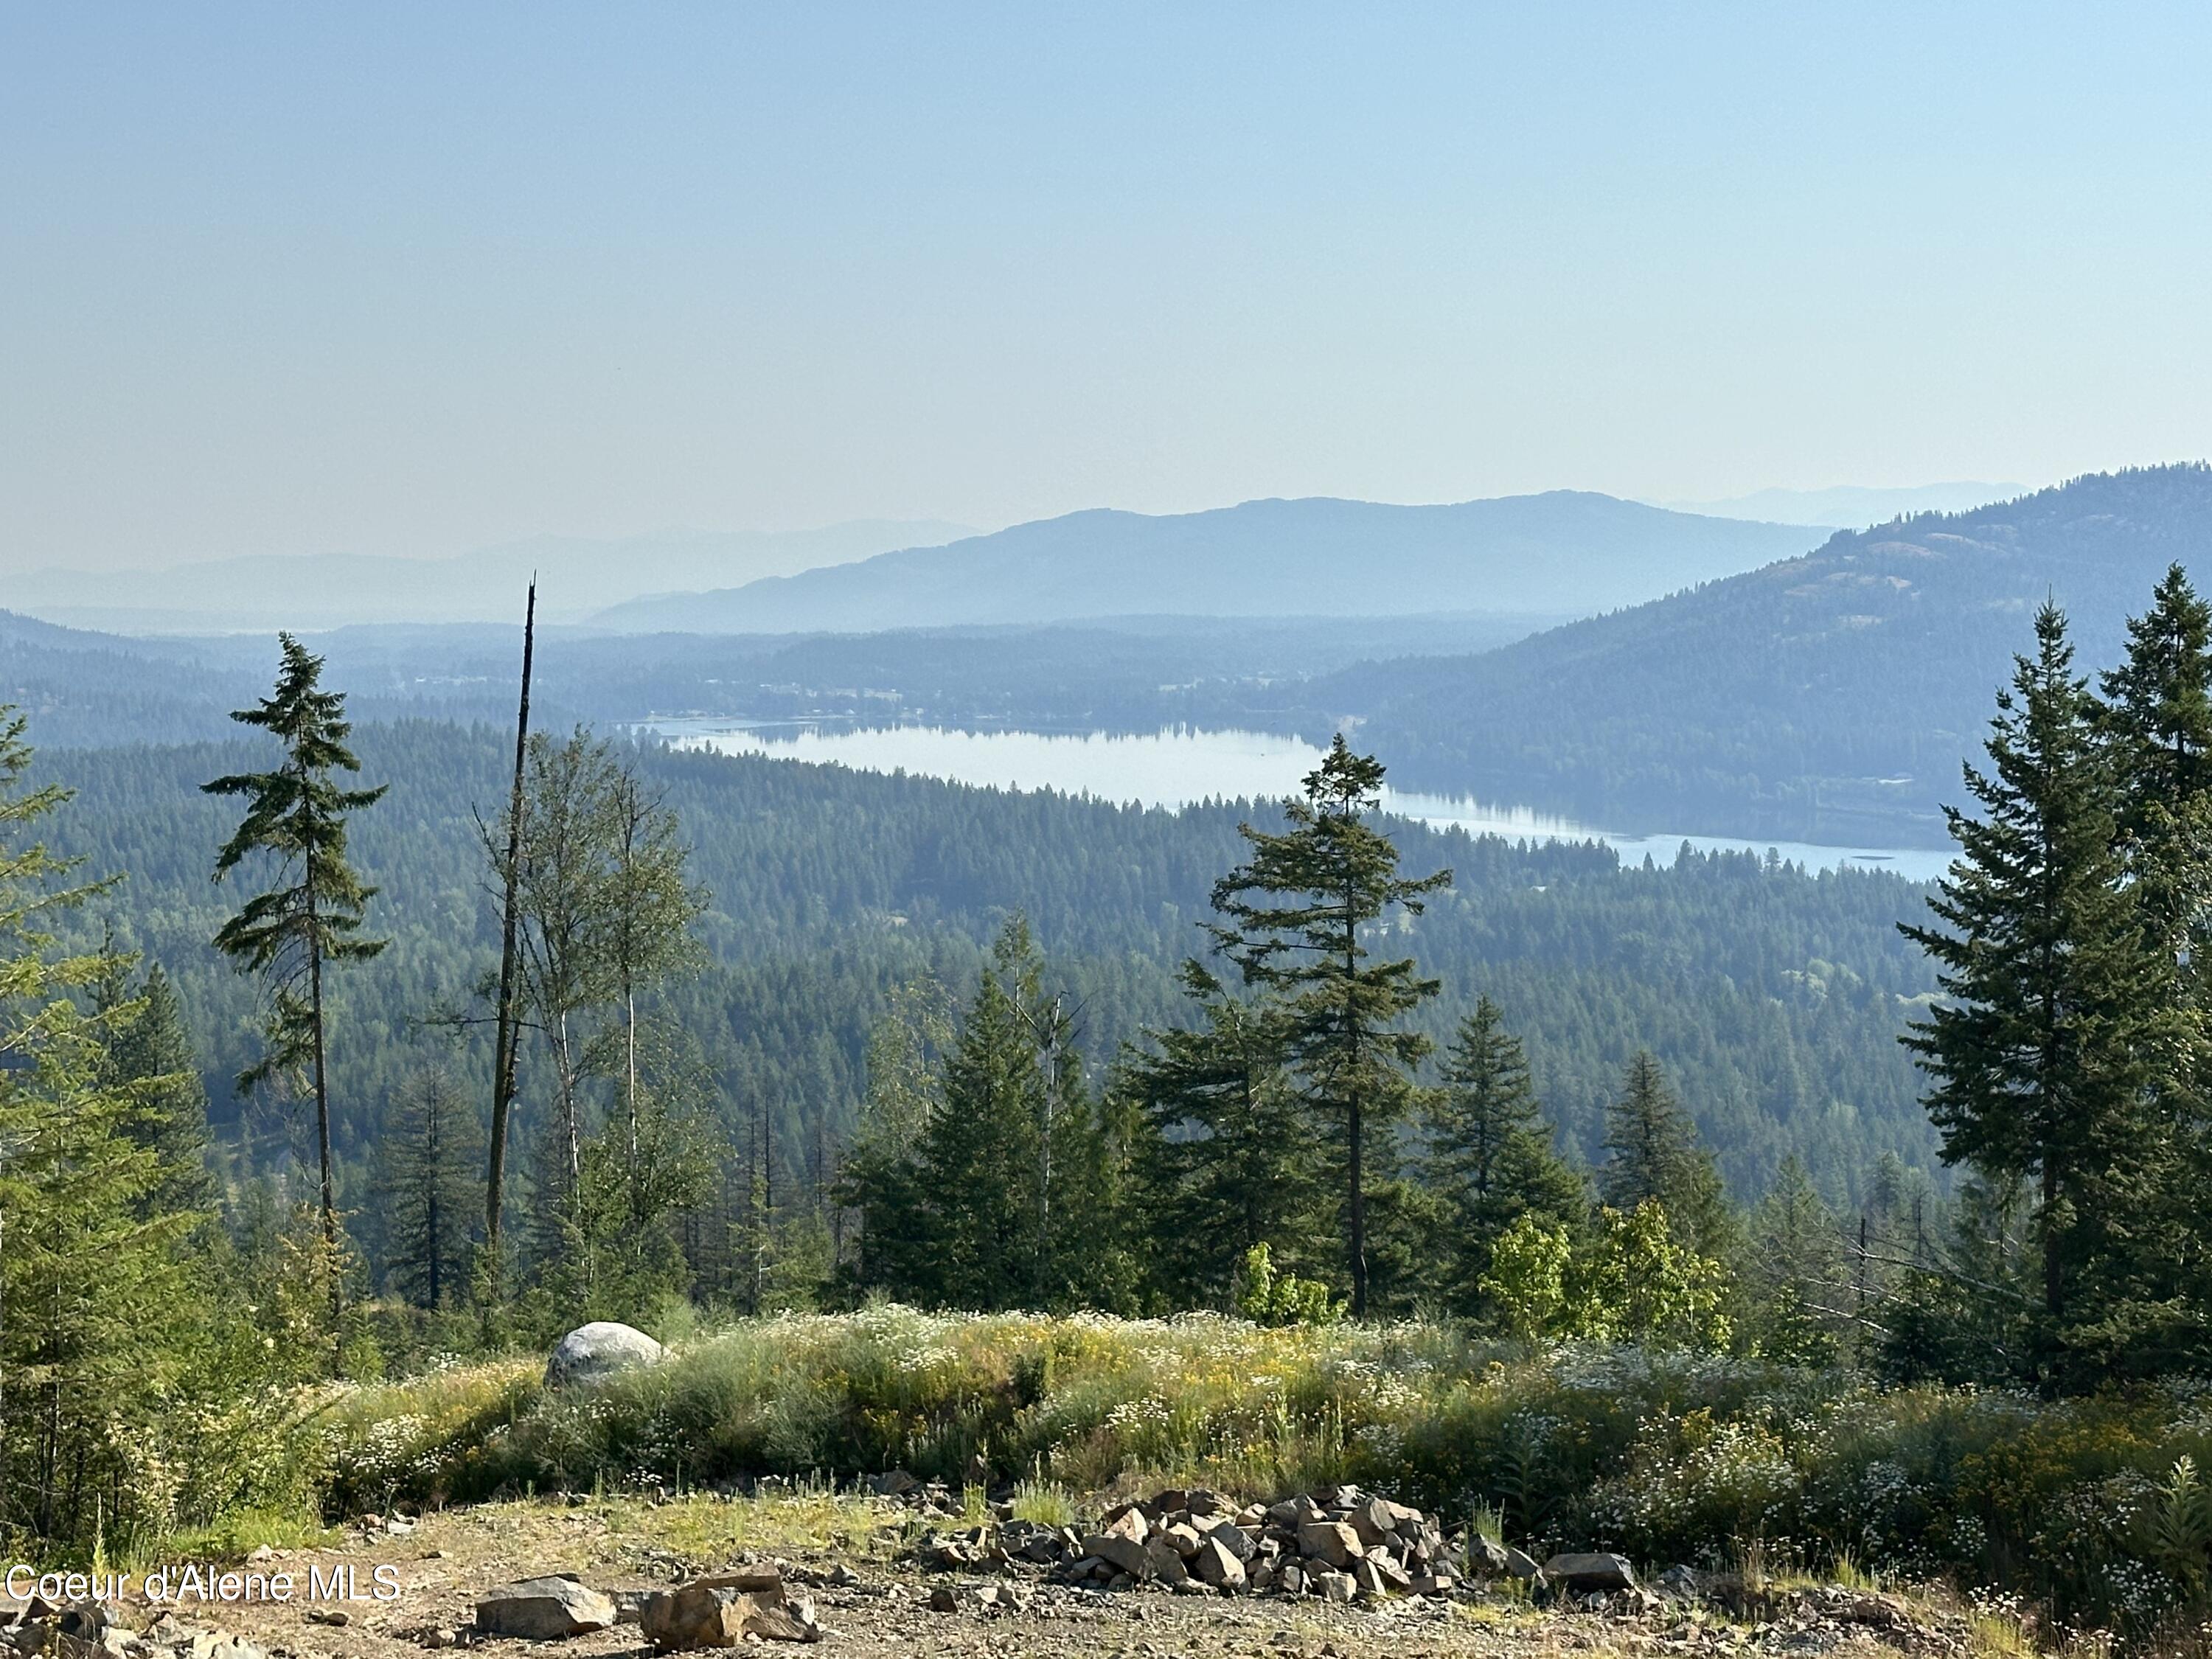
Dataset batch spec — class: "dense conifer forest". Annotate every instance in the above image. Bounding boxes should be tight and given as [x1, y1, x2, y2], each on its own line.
[10, 560, 2212, 1649]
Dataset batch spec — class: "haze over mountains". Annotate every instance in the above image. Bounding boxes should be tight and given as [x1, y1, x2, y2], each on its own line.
[13, 467, 2205, 852]
[1335, 465, 2212, 844]
[591, 493, 1826, 633]
[1661, 481, 2030, 528]
[4, 521, 973, 633]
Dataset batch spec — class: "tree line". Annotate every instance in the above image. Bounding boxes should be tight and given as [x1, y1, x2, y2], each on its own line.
[29, 557, 2208, 1548]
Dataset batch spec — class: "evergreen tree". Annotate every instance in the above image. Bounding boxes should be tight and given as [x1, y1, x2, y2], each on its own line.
[844, 923, 1128, 1312]
[204, 633, 387, 1269]
[998, 922, 1134, 1312]
[375, 1065, 484, 1310]
[1120, 961, 1325, 1306]
[914, 949, 1046, 1309]
[2102, 563, 2212, 855]
[2099, 563, 2212, 1096]
[2098, 566, 2212, 1361]
[1743, 1155, 1846, 1363]
[1422, 996, 1585, 1315]
[1600, 1050, 1731, 1257]
[0, 712, 192, 1548]
[571, 1015, 712, 1317]
[1877, 1173, 2038, 1385]
[93, 958, 215, 1217]
[1206, 736, 1451, 1315]
[835, 978, 954, 1303]
[1902, 602, 2170, 1376]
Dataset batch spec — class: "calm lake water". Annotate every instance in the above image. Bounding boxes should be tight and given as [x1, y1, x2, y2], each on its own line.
[653, 719, 1951, 883]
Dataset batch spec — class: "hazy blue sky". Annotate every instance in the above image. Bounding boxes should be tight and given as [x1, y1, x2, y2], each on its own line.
[6, 4, 2211, 568]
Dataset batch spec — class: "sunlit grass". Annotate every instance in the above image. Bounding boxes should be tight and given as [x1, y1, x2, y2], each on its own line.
[1010, 1478, 1079, 1528]
[282, 1305, 2212, 1644]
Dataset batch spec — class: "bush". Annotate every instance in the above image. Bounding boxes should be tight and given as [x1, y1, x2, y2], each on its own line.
[297, 1311, 2212, 1643]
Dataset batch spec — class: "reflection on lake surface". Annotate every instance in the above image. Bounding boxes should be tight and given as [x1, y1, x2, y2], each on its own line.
[653, 719, 1950, 883]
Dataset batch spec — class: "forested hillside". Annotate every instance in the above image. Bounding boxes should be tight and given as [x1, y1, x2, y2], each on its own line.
[0, 609, 1532, 751]
[38, 720, 1938, 1243]
[1329, 465, 2212, 842]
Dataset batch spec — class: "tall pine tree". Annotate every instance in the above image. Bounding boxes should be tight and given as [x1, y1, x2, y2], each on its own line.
[93, 958, 215, 1217]
[1207, 737, 1450, 1316]
[1902, 601, 2168, 1377]
[0, 712, 193, 1549]
[2096, 566, 2212, 1364]
[205, 633, 386, 1270]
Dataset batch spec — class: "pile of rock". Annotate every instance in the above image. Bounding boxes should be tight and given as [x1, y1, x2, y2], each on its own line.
[920, 1483, 1464, 1602]
[1, 1604, 267, 1659]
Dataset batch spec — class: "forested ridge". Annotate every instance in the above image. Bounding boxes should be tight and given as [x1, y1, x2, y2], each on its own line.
[12, 557, 2212, 1657]
[1332, 465, 2212, 841]
[20, 467, 2212, 858]
[36, 720, 1936, 1222]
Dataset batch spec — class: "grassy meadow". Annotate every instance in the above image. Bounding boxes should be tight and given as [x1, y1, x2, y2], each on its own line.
[200, 1310, 2212, 1643]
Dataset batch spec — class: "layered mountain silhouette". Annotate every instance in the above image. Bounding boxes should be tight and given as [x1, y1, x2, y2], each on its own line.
[592, 494, 1824, 633]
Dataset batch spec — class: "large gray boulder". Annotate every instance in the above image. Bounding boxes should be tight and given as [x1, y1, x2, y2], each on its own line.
[475, 1576, 619, 1639]
[545, 1321, 665, 1390]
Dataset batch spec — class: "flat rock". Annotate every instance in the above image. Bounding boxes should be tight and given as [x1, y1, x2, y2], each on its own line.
[475, 1577, 619, 1639]
[1543, 1552, 1638, 1593]
[1083, 1532, 1151, 1578]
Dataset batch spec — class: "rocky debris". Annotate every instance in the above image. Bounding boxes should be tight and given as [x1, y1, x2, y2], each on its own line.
[543, 1321, 665, 1390]
[975, 1482, 1464, 1602]
[1545, 1553, 1638, 1593]
[473, 1576, 620, 1639]
[926, 1583, 1030, 1617]
[639, 1571, 821, 1648]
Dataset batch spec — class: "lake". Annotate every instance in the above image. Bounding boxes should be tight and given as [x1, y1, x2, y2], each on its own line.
[652, 718, 1952, 883]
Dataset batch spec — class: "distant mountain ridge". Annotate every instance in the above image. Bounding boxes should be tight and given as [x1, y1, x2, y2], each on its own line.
[591, 493, 1824, 633]
[1329, 465, 2212, 844]
[4, 521, 973, 633]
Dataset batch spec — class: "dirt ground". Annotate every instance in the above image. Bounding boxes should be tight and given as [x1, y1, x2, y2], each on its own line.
[4, 1497, 1969, 1659]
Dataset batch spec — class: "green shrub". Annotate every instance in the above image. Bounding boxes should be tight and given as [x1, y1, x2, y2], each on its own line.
[291, 1310, 2212, 1644]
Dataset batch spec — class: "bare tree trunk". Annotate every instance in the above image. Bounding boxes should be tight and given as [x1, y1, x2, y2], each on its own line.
[485, 580, 537, 1272]
[1343, 896, 1367, 1318]
[625, 980, 639, 1210]
[306, 866, 343, 1340]
[425, 1091, 443, 1309]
